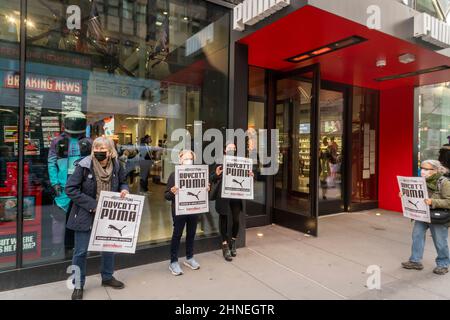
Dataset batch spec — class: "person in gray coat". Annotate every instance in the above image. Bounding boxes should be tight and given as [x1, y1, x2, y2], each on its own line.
[65, 137, 129, 300]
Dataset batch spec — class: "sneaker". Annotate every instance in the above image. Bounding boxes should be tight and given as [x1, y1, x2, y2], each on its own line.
[433, 266, 449, 275]
[222, 243, 233, 262]
[401, 261, 424, 270]
[230, 239, 237, 257]
[71, 288, 83, 300]
[184, 258, 200, 270]
[169, 261, 183, 276]
[101, 277, 125, 289]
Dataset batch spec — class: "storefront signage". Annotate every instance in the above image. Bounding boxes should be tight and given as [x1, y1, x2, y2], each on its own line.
[4, 73, 82, 95]
[0, 232, 38, 257]
[186, 23, 214, 56]
[233, 0, 290, 31]
[414, 12, 450, 48]
[175, 165, 209, 215]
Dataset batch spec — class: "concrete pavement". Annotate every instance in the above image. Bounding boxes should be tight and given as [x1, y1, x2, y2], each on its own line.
[1, 209, 449, 300]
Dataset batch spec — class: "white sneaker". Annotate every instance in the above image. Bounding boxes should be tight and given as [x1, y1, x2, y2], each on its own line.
[169, 262, 183, 276]
[183, 258, 200, 270]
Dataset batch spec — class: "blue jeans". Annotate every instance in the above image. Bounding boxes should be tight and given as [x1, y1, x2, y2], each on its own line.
[410, 221, 450, 268]
[72, 230, 115, 289]
[170, 213, 198, 263]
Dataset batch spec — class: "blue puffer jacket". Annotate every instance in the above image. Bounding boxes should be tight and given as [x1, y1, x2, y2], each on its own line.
[65, 156, 129, 232]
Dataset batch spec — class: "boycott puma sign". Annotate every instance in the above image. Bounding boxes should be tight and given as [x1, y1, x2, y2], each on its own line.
[88, 192, 145, 253]
[397, 176, 431, 223]
[175, 165, 209, 215]
[221, 156, 254, 200]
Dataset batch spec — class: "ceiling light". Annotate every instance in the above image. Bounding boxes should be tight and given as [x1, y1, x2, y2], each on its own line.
[399, 53, 416, 64]
[163, 11, 168, 15]
[286, 36, 367, 63]
[376, 58, 387, 68]
[375, 65, 450, 81]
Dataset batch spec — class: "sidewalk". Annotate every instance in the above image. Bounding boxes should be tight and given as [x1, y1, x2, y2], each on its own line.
[1, 209, 450, 300]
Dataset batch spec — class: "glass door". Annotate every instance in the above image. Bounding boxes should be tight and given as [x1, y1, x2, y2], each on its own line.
[272, 65, 320, 236]
[318, 85, 346, 215]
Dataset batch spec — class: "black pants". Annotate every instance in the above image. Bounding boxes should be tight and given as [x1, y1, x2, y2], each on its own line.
[220, 201, 241, 243]
[170, 213, 199, 263]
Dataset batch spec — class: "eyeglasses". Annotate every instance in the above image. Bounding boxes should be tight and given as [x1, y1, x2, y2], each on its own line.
[420, 167, 435, 171]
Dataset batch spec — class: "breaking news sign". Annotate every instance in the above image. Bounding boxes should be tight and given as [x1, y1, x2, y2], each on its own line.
[88, 191, 145, 253]
[175, 165, 209, 216]
[221, 156, 254, 200]
[397, 176, 431, 223]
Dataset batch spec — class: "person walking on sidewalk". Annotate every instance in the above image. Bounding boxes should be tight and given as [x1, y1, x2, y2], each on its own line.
[164, 150, 205, 276]
[65, 137, 129, 300]
[210, 143, 253, 262]
[401, 160, 450, 275]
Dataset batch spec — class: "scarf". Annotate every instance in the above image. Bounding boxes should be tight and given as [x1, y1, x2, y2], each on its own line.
[426, 173, 443, 193]
[92, 156, 114, 200]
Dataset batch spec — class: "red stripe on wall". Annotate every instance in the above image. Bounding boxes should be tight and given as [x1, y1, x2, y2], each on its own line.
[378, 86, 415, 212]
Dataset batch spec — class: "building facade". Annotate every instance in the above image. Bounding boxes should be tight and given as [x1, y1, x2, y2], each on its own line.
[0, 0, 449, 291]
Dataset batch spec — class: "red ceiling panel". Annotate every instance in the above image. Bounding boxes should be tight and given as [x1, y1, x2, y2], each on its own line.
[238, 5, 450, 90]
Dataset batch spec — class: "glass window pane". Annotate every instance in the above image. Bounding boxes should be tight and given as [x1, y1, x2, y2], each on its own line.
[23, 0, 229, 267]
[0, 0, 20, 270]
[417, 83, 450, 170]
[351, 87, 379, 204]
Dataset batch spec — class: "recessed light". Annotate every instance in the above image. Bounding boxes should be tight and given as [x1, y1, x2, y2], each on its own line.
[375, 65, 450, 81]
[286, 36, 367, 63]
[399, 53, 416, 64]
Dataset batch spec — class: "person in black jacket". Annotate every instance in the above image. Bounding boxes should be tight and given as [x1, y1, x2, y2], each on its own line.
[210, 143, 254, 261]
[65, 137, 129, 300]
[165, 149, 207, 276]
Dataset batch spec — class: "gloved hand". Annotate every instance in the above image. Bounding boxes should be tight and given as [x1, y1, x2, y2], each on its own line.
[52, 184, 62, 197]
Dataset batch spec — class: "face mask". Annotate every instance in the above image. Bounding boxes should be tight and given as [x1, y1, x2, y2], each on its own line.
[182, 159, 194, 165]
[94, 151, 108, 162]
[226, 149, 236, 156]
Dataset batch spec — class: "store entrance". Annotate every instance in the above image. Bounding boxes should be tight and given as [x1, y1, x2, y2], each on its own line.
[272, 65, 320, 236]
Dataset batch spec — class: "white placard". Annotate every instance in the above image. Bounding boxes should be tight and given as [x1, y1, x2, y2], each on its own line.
[175, 165, 209, 215]
[221, 156, 254, 200]
[88, 191, 145, 253]
[397, 176, 431, 223]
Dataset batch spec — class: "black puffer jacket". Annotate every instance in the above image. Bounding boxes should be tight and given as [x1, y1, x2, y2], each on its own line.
[65, 156, 129, 231]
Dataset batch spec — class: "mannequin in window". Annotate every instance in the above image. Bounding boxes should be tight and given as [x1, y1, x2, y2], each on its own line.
[48, 111, 91, 257]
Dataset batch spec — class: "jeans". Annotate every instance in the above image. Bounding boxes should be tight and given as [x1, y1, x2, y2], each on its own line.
[72, 230, 115, 289]
[220, 201, 241, 242]
[410, 221, 450, 268]
[170, 213, 198, 263]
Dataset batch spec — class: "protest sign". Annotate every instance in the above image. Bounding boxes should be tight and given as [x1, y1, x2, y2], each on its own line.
[397, 176, 431, 223]
[175, 165, 209, 215]
[88, 191, 145, 253]
[221, 156, 254, 200]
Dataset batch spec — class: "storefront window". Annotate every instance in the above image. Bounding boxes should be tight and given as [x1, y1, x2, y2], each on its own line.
[0, 1, 20, 271]
[351, 87, 379, 205]
[417, 82, 450, 168]
[247, 66, 266, 216]
[0, 0, 230, 268]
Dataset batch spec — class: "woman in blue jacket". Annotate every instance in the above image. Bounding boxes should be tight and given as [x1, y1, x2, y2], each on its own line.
[65, 137, 129, 300]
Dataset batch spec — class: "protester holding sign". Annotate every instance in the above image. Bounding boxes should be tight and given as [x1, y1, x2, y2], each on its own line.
[400, 160, 450, 275]
[65, 137, 129, 300]
[165, 150, 207, 276]
[210, 143, 253, 262]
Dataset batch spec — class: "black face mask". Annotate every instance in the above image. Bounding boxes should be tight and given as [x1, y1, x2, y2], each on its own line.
[94, 151, 108, 162]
